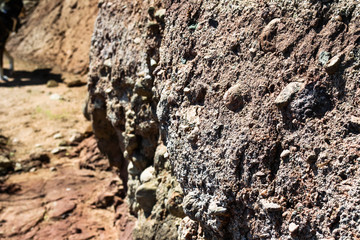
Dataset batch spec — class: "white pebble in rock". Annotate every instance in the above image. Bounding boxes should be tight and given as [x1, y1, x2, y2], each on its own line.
[140, 166, 155, 183]
[51, 147, 66, 154]
[103, 59, 112, 68]
[50, 94, 62, 101]
[53, 133, 63, 139]
[134, 37, 141, 44]
[289, 222, 299, 233]
[280, 150, 291, 159]
[183, 87, 191, 94]
[260, 199, 282, 212]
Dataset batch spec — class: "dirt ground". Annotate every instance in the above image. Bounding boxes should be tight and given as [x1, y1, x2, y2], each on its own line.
[0, 59, 135, 240]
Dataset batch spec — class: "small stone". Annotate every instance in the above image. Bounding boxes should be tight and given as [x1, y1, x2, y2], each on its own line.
[289, 222, 299, 234]
[167, 191, 186, 218]
[29, 167, 37, 172]
[14, 162, 22, 172]
[150, 58, 157, 67]
[154, 144, 167, 172]
[128, 161, 142, 176]
[249, 47, 257, 55]
[208, 201, 227, 216]
[280, 150, 291, 159]
[154, 9, 166, 21]
[188, 24, 197, 31]
[156, 69, 165, 76]
[134, 37, 141, 44]
[47, 80, 59, 88]
[50, 94, 62, 100]
[140, 166, 155, 183]
[103, 59, 112, 68]
[254, 171, 266, 177]
[183, 87, 191, 94]
[324, 55, 341, 74]
[48, 200, 76, 220]
[69, 132, 84, 144]
[187, 127, 199, 143]
[223, 84, 246, 111]
[66, 80, 86, 88]
[306, 154, 317, 164]
[58, 140, 68, 147]
[275, 82, 304, 108]
[135, 179, 158, 214]
[53, 133, 63, 139]
[50, 167, 57, 172]
[51, 147, 66, 154]
[319, 51, 331, 66]
[12, 138, 19, 144]
[334, 15, 342, 22]
[260, 199, 282, 212]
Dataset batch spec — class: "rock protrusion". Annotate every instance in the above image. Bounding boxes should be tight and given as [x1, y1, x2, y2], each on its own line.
[275, 82, 304, 108]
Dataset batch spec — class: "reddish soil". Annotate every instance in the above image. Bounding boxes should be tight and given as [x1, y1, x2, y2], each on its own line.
[0, 60, 135, 239]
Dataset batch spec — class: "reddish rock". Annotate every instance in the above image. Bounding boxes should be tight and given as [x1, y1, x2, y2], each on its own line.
[47, 199, 77, 220]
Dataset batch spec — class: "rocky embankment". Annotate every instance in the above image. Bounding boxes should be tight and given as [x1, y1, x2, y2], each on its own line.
[8, 0, 98, 74]
[87, 0, 360, 239]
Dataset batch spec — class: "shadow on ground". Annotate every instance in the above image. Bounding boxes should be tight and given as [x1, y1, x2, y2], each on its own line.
[0, 68, 62, 87]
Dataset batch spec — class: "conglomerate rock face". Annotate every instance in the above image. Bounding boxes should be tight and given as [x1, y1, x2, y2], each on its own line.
[88, 0, 360, 239]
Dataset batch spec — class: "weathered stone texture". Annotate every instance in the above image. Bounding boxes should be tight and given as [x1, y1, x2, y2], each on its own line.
[89, 0, 360, 239]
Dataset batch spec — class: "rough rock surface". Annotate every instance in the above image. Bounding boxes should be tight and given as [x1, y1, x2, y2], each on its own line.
[0, 136, 135, 240]
[7, 0, 98, 74]
[88, 0, 360, 239]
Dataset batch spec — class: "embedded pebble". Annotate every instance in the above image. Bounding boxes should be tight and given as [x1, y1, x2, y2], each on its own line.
[154, 9, 166, 21]
[134, 37, 141, 44]
[47, 80, 59, 88]
[280, 150, 291, 159]
[324, 55, 341, 74]
[319, 51, 331, 66]
[208, 201, 227, 216]
[50, 94, 63, 100]
[275, 82, 304, 108]
[50, 167, 57, 172]
[150, 58, 157, 67]
[14, 162, 22, 172]
[223, 84, 246, 111]
[140, 166, 155, 183]
[51, 147, 67, 154]
[289, 222, 299, 233]
[260, 199, 282, 212]
[103, 59, 112, 68]
[53, 133, 63, 139]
